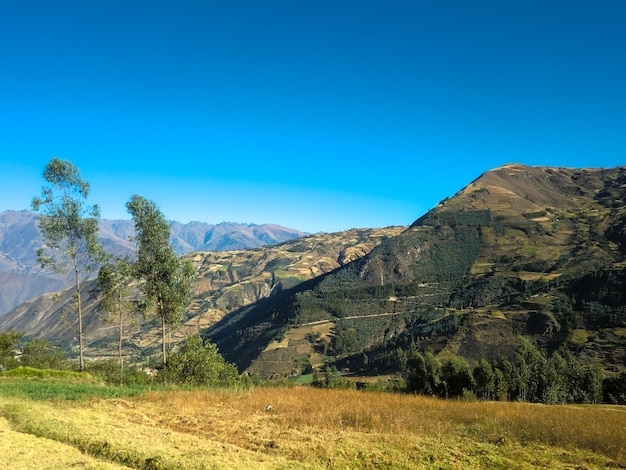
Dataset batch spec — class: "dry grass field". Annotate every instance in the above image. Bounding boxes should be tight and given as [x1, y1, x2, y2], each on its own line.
[1, 383, 625, 469]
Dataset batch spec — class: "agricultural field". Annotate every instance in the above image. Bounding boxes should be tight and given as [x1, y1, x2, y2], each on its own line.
[1, 374, 625, 469]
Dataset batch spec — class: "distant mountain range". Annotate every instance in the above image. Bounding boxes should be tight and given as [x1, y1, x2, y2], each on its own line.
[0, 210, 305, 315]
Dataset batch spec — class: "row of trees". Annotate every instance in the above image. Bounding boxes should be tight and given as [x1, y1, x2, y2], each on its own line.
[0, 330, 240, 388]
[402, 337, 625, 404]
[308, 335, 626, 404]
[31, 158, 195, 371]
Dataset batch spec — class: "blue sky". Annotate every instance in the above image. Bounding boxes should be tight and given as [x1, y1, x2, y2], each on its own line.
[1, 1, 625, 233]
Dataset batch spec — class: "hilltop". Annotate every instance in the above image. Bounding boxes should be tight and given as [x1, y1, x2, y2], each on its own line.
[203, 164, 626, 378]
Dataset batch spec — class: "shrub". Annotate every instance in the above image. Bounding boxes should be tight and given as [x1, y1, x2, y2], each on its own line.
[83, 359, 153, 386]
[20, 339, 68, 370]
[0, 330, 24, 370]
[313, 366, 356, 390]
[158, 335, 240, 387]
[122, 367, 154, 386]
[83, 359, 123, 384]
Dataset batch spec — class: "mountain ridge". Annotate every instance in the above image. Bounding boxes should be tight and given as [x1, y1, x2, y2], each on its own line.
[0, 210, 306, 315]
[203, 164, 626, 378]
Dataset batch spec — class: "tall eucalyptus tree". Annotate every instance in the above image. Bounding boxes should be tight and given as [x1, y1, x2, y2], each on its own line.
[126, 195, 195, 364]
[95, 255, 136, 377]
[32, 158, 104, 371]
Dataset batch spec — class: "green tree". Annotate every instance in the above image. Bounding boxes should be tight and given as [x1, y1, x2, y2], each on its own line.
[404, 350, 428, 394]
[404, 350, 442, 395]
[95, 255, 136, 376]
[32, 158, 104, 371]
[547, 348, 603, 404]
[515, 336, 547, 402]
[495, 357, 516, 401]
[440, 355, 474, 398]
[580, 366, 603, 404]
[473, 358, 495, 400]
[493, 367, 509, 401]
[423, 351, 443, 395]
[159, 335, 240, 386]
[332, 325, 359, 355]
[0, 331, 24, 371]
[603, 371, 626, 404]
[20, 339, 66, 370]
[543, 351, 568, 404]
[126, 195, 195, 364]
[560, 349, 585, 403]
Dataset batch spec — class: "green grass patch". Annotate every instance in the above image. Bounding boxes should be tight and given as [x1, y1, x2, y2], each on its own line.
[273, 275, 306, 289]
[517, 245, 540, 256]
[293, 374, 314, 385]
[1, 367, 89, 380]
[571, 329, 589, 344]
[0, 368, 157, 401]
[487, 309, 506, 319]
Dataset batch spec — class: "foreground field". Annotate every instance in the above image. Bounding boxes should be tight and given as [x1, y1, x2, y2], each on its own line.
[0, 378, 625, 469]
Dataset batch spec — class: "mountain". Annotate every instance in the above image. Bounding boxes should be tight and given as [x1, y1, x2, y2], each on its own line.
[0, 210, 42, 273]
[0, 271, 66, 316]
[4, 164, 626, 381]
[0, 210, 305, 315]
[0, 210, 69, 314]
[169, 221, 305, 253]
[203, 164, 626, 378]
[0, 226, 405, 357]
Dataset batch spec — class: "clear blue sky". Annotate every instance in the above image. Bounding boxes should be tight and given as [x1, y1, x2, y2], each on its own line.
[1, 1, 624, 233]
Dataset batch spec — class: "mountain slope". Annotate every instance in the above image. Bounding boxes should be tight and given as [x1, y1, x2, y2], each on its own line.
[204, 164, 626, 378]
[0, 226, 405, 357]
[0, 272, 66, 316]
[0, 210, 42, 273]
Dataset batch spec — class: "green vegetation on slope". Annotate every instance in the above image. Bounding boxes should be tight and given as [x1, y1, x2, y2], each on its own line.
[206, 165, 626, 385]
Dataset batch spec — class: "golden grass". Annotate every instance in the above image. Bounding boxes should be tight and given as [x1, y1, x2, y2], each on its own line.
[2, 387, 625, 469]
[0, 416, 130, 469]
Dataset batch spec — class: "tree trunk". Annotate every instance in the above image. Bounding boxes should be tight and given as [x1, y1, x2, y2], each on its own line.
[162, 316, 167, 365]
[119, 315, 123, 370]
[73, 257, 84, 372]
[118, 291, 124, 376]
